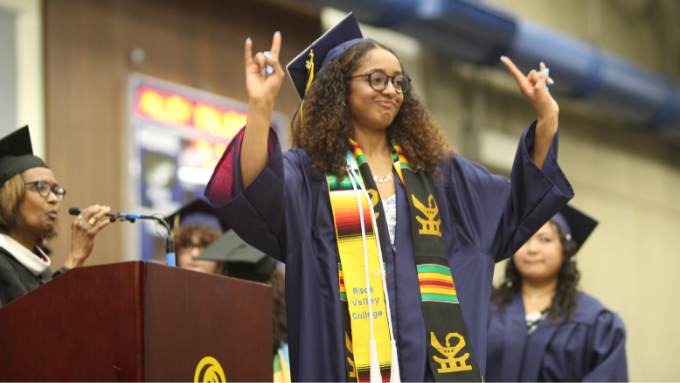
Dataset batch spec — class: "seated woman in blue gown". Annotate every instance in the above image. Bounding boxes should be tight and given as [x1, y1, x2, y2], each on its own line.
[204, 13, 573, 382]
[486, 205, 628, 382]
[195, 230, 290, 382]
[167, 198, 229, 275]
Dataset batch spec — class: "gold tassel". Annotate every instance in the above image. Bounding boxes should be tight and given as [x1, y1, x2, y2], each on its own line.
[299, 50, 315, 123]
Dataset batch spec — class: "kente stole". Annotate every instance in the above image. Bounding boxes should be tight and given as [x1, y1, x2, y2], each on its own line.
[327, 139, 482, 382]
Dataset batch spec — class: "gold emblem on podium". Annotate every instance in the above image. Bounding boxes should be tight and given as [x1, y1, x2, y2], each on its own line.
[195, 356, 226, 382]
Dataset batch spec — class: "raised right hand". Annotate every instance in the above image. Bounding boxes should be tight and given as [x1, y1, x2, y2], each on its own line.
[241, 32, 285, 188]
[245, 32, 284, 109]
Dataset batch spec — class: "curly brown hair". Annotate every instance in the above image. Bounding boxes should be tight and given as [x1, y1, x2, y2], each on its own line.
[173, 224, 222, 250]
[292, 41, 451, 178]
[173, 224, 223, 274]
[491, 222, 580, 324]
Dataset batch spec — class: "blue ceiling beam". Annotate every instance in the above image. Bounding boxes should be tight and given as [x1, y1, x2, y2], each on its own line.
[301, 0, 680, 135]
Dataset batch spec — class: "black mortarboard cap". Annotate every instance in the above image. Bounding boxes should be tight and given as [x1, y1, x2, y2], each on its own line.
[286, 12, 369, 100]
[550, 205, 599, 254]
[166, 197, 229, 233]
[195, 230, 277, 282]
[0, 126, 48, 186]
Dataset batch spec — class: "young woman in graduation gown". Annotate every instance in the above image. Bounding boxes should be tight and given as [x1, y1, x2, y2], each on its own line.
[0, 127, 112, 308]
[486, 205, 628, 382]
[204, 14, 573, 382]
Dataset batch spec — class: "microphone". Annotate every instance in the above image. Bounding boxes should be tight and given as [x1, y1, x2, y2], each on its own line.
[69, 207, 176, 266]
[69, 207, 142, 223]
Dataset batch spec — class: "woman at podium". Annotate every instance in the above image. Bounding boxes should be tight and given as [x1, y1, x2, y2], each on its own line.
[0, 126, 112, 308]
[203, 14, 572, 381]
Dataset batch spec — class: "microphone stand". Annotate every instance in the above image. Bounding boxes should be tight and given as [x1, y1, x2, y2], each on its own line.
[114, 213, 176, 267]
[73, 209, 177, 267]
[147, 216, 176, 267]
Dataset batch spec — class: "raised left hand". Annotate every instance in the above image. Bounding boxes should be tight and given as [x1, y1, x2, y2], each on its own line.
[64, 204, 113, 268]
[501, 57, 559, 121]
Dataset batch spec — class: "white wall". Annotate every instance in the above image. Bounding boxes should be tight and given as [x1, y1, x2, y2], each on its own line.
[0, 0, 44, 158]
[0, 8, 16, 134]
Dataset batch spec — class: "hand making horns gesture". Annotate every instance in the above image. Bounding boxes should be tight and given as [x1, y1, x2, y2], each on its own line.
[501, 57, 559, 122]
[241, 32, 286, 187]
[245, 32, 285, 110]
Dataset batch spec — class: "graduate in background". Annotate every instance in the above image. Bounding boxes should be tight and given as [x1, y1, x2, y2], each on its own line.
[196, 231, 289, 382]
[486, 205, 628, 382]
[167, 197, 229, 275]
[169, 199, 290, 381]
[0, 126, 112, 308]
[204, 13, 572, 382]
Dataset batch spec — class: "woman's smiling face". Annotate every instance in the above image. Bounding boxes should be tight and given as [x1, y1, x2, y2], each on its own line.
[347, 48, 404, 132]
[513, 222, 564, 283]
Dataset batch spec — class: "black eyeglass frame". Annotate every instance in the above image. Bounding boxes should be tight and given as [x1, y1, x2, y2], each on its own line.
[177, 243, 207, 253]
[350, 70, 411, 93]
[24, 180, 67, 202]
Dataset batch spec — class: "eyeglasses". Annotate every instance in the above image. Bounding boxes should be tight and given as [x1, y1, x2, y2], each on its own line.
[24, 180, 67, 202]
[350, 70, 411, 93]
[178, 243, 206, 254]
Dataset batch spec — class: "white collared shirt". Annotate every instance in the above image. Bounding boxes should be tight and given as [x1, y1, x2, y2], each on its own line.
[0, 233, 50, 275]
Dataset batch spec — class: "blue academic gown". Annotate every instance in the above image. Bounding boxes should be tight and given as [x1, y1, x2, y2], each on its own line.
[205, 122, 573, 381]
[486, 292, 629, 382]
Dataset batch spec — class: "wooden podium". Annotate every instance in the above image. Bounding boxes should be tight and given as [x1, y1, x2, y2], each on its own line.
[0, 261, 272, 382]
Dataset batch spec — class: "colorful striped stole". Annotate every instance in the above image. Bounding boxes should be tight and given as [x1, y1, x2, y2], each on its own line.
[417, 264, 458, 303]
[328, 156, 393, 382]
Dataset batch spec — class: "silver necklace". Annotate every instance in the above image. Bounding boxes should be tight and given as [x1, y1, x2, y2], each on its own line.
[524, 291, 553, 303]
[373, 169, 394, 184]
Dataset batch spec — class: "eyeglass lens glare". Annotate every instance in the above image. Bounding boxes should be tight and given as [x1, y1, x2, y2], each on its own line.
[35, 181, 65, 201]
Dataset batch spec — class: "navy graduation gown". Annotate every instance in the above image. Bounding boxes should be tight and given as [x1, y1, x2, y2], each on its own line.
[486, 292, 629, 382]
[205, 122, 573, 381]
